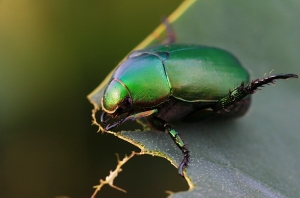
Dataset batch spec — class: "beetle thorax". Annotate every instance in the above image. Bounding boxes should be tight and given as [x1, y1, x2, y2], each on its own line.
[101, 79, 131, 114]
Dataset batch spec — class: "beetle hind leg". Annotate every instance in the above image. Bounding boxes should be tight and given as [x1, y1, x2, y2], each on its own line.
[161, 18, 176, 45]
[213, 73, 298, 112]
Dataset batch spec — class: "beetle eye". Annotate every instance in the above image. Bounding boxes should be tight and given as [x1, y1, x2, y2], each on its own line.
[110, 97, 132, 118]
[119, 97, 132, 111]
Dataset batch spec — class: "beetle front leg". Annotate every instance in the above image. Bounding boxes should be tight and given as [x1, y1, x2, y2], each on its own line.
[101, 109, 158, 131]
[213, 73, 298, 112]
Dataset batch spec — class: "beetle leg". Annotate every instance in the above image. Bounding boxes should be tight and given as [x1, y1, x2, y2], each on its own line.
[104, 117, 126, 131]
[164, 123, 189, 177]
[161, 17, 176, 44]
[213, 73, 298, 112]
[149, 117, 189, 177]
[101, 109, 158, 131]
[122, 109, 158, 122]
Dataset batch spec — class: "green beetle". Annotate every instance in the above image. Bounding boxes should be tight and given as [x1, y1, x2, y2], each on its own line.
[100, 44, 298, 176]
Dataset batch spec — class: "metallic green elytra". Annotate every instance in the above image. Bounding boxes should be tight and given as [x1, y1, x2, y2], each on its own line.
[100, 43, 298, 177]
[102, 44, 249, 113]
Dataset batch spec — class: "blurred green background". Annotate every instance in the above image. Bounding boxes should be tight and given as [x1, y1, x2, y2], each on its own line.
[0, 1, 189, 198]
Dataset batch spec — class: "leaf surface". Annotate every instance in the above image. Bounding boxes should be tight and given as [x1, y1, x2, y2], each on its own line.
[88, 0, 300, 197]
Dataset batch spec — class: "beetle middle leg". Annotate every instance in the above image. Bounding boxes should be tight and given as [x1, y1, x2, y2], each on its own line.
[148, 117, 189, 177]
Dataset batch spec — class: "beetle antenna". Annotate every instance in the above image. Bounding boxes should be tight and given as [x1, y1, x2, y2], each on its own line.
[105, 118, 126, 131]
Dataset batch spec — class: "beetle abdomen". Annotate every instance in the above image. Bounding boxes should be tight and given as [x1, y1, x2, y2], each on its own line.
[163, 45, 249, 102]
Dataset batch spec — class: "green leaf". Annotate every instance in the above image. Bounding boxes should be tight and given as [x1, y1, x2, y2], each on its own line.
[88, 0, 300, 197]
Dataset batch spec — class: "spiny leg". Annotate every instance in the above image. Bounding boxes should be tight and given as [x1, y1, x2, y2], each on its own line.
[100, 109, 158, 131]
[212, 73, 298, 112]
[150, 117, 189, 176]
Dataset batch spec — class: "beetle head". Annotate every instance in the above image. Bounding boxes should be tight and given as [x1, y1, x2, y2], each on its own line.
[101, 79, 132, 116]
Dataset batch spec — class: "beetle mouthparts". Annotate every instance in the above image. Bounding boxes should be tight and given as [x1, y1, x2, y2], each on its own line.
[99, 110, 128, 131]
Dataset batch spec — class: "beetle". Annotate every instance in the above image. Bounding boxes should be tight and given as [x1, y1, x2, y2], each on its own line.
[99, 43, 298, 176]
